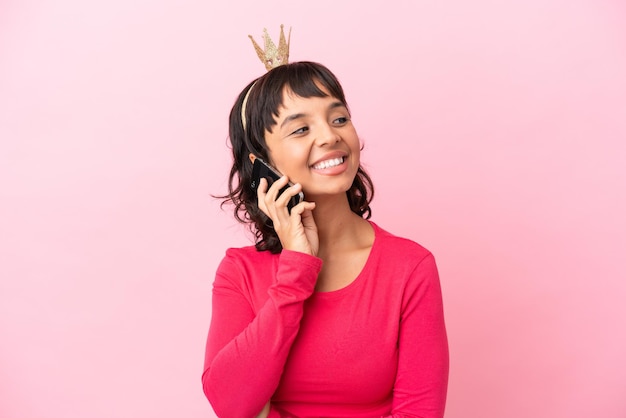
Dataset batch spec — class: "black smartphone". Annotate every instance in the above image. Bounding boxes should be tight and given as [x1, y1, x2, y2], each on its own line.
[249, 153, 304, 212]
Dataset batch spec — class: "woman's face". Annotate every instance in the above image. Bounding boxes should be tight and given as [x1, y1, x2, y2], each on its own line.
[263, 85, 360, 199]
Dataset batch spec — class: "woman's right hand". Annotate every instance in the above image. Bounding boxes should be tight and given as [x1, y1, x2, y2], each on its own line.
[257, 176, 319, 256]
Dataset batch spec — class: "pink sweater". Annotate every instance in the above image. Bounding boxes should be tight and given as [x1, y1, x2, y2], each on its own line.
[202, 222, 449, 417]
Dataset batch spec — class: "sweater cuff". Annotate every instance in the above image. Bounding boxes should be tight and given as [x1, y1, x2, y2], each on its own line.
[273, 250, 323, 299]
[279, 249, 323, 272]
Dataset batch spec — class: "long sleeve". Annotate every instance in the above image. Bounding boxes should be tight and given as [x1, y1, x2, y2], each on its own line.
[386, 253, 449, 418]
[202, 249, 322, 418]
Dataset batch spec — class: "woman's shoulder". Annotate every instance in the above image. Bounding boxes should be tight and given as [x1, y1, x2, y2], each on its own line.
[219, 245, 279, 273]
[224, 245, 274, 259]
[215, 246, 280, 295]
[370, 221, 433, 260]
[368, 221, 440, 289]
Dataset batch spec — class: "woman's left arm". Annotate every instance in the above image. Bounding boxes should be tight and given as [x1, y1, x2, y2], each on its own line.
[386, 253, 449, 418]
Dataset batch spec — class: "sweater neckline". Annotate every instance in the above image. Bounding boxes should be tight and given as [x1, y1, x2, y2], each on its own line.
[311, 220, 380, 299]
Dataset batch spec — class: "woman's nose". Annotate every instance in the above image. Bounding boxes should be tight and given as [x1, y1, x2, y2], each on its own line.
[315, 123, 340, 146]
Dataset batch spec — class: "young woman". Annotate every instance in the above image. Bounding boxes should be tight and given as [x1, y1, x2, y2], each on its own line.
[202, 61, 449, 418]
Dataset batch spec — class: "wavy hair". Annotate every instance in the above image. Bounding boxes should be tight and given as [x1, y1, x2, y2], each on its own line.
[218, 61, 374, 253]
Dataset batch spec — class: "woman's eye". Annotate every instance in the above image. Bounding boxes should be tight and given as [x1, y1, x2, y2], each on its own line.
[333, 116, 349, 124]
[291, 126, 308, 135]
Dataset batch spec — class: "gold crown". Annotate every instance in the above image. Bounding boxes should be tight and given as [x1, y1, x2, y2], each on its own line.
[248, 24, 291, 71]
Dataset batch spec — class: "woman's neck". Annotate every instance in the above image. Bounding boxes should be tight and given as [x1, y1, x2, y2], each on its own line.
[310, 194, 372, 254]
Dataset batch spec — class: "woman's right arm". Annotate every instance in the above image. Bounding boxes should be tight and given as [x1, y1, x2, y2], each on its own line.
[202, 249, 322, 418]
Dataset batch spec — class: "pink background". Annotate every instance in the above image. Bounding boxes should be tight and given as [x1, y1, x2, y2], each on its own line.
[1, 0, 625, 417]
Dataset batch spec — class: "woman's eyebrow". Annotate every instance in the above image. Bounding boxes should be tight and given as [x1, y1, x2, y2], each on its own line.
[329, 101, 346, 110]
[280, 113, 306, 128]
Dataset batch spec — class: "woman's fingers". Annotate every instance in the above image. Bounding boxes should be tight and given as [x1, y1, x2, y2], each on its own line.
[288, 200, 315, 218]
[257, 176, 302, 220]
[256, 177, 268, 213]
[274, 182, 303, 211]
[283, 201, 319, 255]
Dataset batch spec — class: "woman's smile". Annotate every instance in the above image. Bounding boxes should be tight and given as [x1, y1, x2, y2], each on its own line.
[310, 151, 348, 175]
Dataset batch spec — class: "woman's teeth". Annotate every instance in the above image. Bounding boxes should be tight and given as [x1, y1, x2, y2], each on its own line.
[312, 157, 344, 170]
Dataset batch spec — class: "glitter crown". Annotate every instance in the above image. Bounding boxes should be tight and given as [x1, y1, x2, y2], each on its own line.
[248, 24, 291, 71]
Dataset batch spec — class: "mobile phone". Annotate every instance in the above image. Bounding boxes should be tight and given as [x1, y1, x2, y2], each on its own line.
[249, 153, 304, 212]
